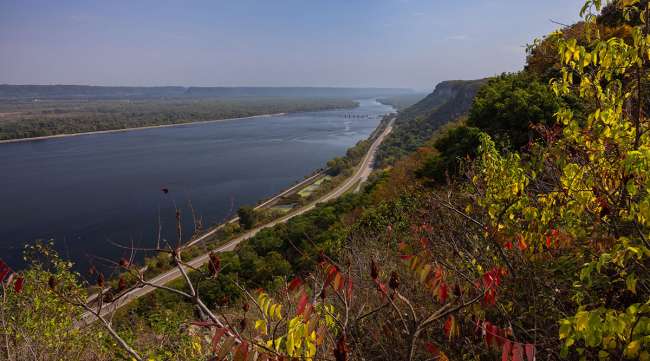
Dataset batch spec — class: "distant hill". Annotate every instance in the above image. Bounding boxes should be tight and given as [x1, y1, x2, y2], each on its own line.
[0, 85, 413, 100]
[376, 79, 487, 164]
[184, 87, 413, 99]
[0, 85, 186, 100]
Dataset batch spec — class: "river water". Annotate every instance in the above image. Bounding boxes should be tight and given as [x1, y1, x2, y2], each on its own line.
[0, 99, 393, 270]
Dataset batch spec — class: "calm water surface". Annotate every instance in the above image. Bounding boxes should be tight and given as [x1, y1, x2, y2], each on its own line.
[0, 99, 393, 270]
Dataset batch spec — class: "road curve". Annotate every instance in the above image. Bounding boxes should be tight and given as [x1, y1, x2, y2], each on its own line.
[77, 118, 394, 326]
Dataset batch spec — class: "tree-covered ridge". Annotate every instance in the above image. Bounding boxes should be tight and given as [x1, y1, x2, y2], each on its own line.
[0, 85, 412, 100]
[0, 97, 358, 141]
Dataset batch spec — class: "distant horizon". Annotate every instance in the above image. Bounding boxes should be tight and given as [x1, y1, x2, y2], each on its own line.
[0, 83, 431, 94]
[0, 83, 416, 89]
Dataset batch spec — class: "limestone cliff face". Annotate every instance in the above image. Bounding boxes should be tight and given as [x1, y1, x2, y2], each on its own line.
[425, 80, 486, 126]
[396, 79, 486, 126]
[377, 78, 487, 164]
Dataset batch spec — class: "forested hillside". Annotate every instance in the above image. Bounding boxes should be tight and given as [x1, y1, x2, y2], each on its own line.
[1, 1, 649, 360]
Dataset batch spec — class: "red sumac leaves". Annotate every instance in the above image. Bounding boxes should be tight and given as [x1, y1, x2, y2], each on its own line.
[482, 267, 506, 306]
[13, 276, 24, 293]
[296, 291, 309, 316]
[438, 281, 448, 303]
[233, 341, 249, 361]
[525, 344, 535, 361]
[288, 277, 303, 292]
[211, 327, 227, 352]
[443, 315, 458, 340]
[425, 342, 440, 357]
[333, 335, 348, 361]
[0, 260, 10, 282]
[502, 341, 512, 361]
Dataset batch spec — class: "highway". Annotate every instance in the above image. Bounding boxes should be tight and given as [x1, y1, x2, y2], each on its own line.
[77, 118, 394, 326]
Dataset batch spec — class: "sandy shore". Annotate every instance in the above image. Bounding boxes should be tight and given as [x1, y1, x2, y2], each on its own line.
[0, 112, 288, 144]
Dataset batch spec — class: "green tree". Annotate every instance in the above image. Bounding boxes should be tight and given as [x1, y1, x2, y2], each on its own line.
[238, 206, 258, 230]
[467, 72, 561, 150]
[1, 242, 108, 361]
[416, 125, 482, 183]
[326, 157, 349, 176]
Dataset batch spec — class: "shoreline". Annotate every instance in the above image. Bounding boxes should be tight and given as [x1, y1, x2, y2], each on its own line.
[0, 112, 288, 144]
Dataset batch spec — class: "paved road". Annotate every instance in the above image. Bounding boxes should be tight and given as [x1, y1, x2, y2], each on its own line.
[77, 118, 394, 326]
[183, 169, 325, 249]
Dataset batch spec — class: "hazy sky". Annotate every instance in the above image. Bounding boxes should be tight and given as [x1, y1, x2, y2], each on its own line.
[0, 0, 584, 90]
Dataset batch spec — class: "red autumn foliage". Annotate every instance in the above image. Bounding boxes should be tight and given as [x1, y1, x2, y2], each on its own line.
[482, 267, 506, 306]
[525, 344, 535, 361]
[288, 277, 303, 292]
[419, 236, 429, 248]
[0, 260, 10, 282]
[512, 343, 524, 361]
[443, 316, 454, 339]
[376, 282, 388, 295]
[233, 341, 249, 361]
[485, 322, 498, 347]
[296, 291, 309, 316]
[517, 239, 528, 251]
[333, 335, 348, 361]
[324, 264, 339, 287]
[13, 276, 24, 293]
[211, 327, 227, 352]
[438, 281, 449, 303]
[425, 342, 440, 357]
[502, 340, 512, 361]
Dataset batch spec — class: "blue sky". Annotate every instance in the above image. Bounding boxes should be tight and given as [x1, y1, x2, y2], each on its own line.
[0, 0, 584, 90]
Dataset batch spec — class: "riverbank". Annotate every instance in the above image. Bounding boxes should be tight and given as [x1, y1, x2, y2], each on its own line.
[0, 112, 288, 144]
[0, 97, 359, 143]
